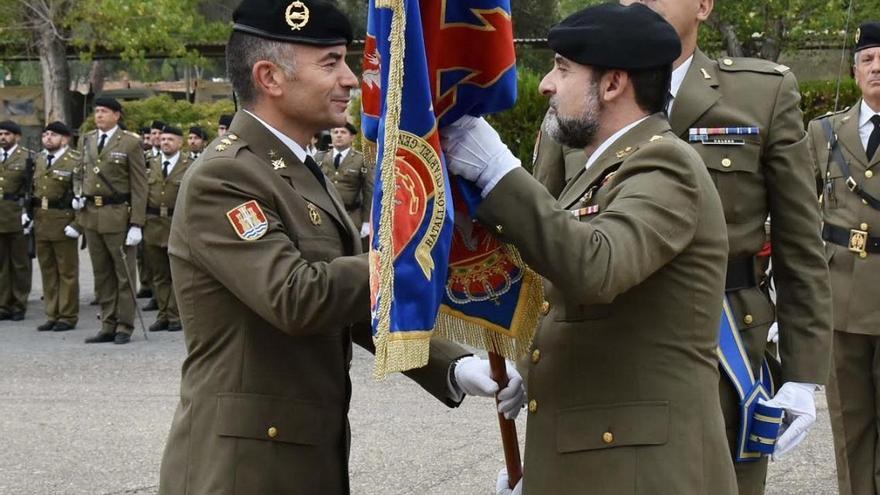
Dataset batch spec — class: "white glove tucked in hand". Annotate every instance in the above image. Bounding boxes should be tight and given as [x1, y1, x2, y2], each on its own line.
[64, 225, 80, 239]
[440, 116, 521, 197]
[495, 467, 523, 495]
[21, 213, 32, 235]
[766, 321, 779, 343]
[71, 197, 85, 210]
[21, 213, 30, 226]
[452, 355, 525, 420]
[760, 382, 818, 460]
[125, 226, 142, 246]
[360, 222, 370, 239]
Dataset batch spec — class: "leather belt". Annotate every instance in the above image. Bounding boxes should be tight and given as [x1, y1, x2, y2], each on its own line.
[822, 223, 880, 254]
[146, 206, 173, 218]
[33, 197, 70, 210]
[726, 256, 760, 291]
[85, 194, 130, 207]
[1, 193, 21, 202]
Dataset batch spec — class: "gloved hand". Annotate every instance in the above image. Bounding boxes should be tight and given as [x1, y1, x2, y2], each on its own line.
[760, 382, 818, 460]
[71, 196, 85, 210]
[360, 222, 370, 239]
[21, 212, 30, 226]
[125, 226, 142, 246]
[496, 467, 523, 495]
[64, 225, 80, 239]
[440, 116, 520, 197]
[767, 321, 779, 343]
[21, 213, 33, 235]
[453, 355, 525, 420]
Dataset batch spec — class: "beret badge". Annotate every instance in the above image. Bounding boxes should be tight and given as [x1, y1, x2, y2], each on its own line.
[285, 1, 310, 30]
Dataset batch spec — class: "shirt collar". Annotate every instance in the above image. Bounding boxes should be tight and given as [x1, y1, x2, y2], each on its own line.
[244, 110, 308, 163]
[4, 144, 18, 156]
[859, 99, 880, 128]
[99, 126, 118, 140]
[161, 151, 180, 167]
[46, 146, 68, 159]
[669, 54, 694, 99]
[584, 116, 650, 171]
[334, 147, 351, 160]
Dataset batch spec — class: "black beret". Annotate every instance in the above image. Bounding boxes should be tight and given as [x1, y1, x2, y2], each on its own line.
[232, 0, 353, 46]
[161, 125, 183, 137]
[855, 22, 880, 52]
[219, 114, 233, 127]
[548, 3, 681, 70]
[139, 126, 151, 134]
[339, 122, 357, 135]
[188, 126, 208, 139]
[94, 96, 122, 113]
[151, 120, 167, 131]
[0, 120, 21, 134]
[44, 121, 72, 137]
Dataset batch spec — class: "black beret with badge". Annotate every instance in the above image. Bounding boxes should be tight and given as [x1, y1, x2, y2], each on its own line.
[94, 96, 122, 113]
[548, 2, 681, 70]
[0, 120, 22, 134]
[189, 126, 209, 140]
[151, 120, 167, 131]
[232, 0, 353, 46]
[162, 125, 184, 137]
[855, 21, 880, 52]
[45, 121, 72, 136]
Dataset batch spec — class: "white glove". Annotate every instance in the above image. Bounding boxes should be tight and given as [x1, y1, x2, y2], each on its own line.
[71, 197, 85, 210]
[64, 225, 80, 238]
[453, 356, 525, 420]
[21, 212, 30, 226]
[125, 226, 142, 246]
[496, 467, 523, 495]
[21, 213, 33, 235]
[440, 116, 520, 197]
[760, 382, 818, 460]
[360, 222, 370, 238]
[767, 321, 779, 343]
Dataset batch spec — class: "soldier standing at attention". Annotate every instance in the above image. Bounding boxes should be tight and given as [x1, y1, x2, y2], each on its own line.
[144, 126, 191, 333]
[319, 122, 372, 242]
[0, 120, 32, 321]
[807, 21, 880, 495]
[157, 1, 523, 492]
[139, 126, 152, 153]
[148, 121, 165, 159]
[74, 97, 147, 345]
[33, 121, 81, 332]
[186, 126, 208, 160]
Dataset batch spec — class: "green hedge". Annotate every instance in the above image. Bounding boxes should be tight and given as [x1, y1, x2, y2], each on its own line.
[800, 79, 860, 123]
[80, 94, 235, 140]
[486, 68, 546, 171]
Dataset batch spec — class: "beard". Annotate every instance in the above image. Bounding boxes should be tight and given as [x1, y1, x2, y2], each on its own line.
[543, 79, 602, 149]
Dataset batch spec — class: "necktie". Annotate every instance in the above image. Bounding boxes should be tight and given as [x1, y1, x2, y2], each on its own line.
[1, 149, 7, 162]
[162, 160, 171, 178]
[97, 134, 107, 154]
[334, 152, 342, 169]
[47, 154, 55, 168]
[304, 155, 327, 189]
[867, 115, 880, 162]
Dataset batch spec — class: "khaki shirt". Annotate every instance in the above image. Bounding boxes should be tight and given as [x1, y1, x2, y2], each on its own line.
[33, 150, 80, 241]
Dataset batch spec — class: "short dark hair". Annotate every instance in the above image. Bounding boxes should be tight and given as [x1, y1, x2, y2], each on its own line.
[226, 31, 297, 107]
[591, 64, 672, 114]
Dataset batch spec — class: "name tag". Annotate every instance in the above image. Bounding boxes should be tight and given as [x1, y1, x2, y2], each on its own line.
[52, 169, 72, 177]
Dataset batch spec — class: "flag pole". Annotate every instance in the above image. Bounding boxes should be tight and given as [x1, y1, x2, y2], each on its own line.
[489, 350, 522, 488]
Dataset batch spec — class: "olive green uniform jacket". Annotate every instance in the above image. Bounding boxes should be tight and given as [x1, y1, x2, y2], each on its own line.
[0, 145, 31, 233]
[33, 149, 80, 240]
[158, 112, 467, 495]
[144, 154, 192, 248]
[319, 148, 373, 227]
[480, 115, 736, 494]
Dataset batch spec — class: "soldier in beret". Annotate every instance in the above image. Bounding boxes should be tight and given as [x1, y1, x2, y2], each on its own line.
[318, 122, 373, 245]
[0, 120, 32, 321]
[32, 121, 81, 332]
[806, 21, 880, 495]
[441, 4, 737, 494]
[75, 96, 148, 345]
[217, 114, 232, 137]
[148, 120, 166, 159]
[139, 126, 152, 152]
[187, 126, 208, 160]
[158, 1, 523, 493]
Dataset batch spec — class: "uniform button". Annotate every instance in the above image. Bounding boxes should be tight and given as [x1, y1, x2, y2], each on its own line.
[722, 58, 733, 66]
[602, 432, 614, 444]
[160, 191, 165, 195]
[743, 314, 754, 325]
[495, 224, 504, 234]
[531, 349, 541, 364]
[528, 400, 538, 413]
[866, 170, 874, 179]
[721, 158, 732, 168]
[540, 300, 550, 315]
[96, 183, 101, 188]
[859, 251, 868, 259]
[267, 426, 278, 438]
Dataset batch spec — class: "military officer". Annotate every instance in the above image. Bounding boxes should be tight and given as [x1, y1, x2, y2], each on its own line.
[217, 114, 232, 137]
[138, 121, 166, 303]
[144, 126, 191, 332]
[319, 122, 372, 241]
[74, 97, 148, 345]
[0, 120, 32, 321]
[33, 121, 81, 332]
[444, 4, 736, 494]
[158, 2, 523, 494]
[186, 126, 208, 160]
[807, 21, 880, 495]
[139, 126, 152, 152]
[148, 120, 165, 159]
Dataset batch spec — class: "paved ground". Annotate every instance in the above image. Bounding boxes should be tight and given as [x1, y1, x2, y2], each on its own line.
[0, 250, 840, 494]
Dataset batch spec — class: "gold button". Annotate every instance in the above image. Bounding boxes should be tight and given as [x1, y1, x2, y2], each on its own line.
[602, 432, 614, 444]
[540, 300, 550, 315]
[528, 400, 538, 413]
[723, 58, 733, 66]
[721, 158, 732, 168]
[859, 251, 868, 259]
[861, 223, 869, 231]
[867, 170, 874, 179]
[96, 183, 101, 188]
[743, 314, 754, 325]
[531, 349, 541, 364]
[267, 426, 278, 438]
[495, 224, 504, 234]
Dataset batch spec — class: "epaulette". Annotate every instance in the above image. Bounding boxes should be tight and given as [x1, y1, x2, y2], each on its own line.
[212, 133, 246, 155]
[125, 130, 141, 139]
[810, 107, 850, 123]
[717, 57, 789, 76]
[66, 149, 82, 158]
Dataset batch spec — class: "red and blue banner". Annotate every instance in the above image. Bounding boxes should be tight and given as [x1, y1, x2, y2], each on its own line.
[363, 0, 541, 377]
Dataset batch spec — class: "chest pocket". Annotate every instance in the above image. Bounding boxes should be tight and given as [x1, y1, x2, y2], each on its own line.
[698, 140, 763, 223]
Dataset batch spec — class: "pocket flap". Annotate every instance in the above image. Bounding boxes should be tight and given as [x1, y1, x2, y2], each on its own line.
[556, 401, 669, 453]
[215, 393, 329, 446]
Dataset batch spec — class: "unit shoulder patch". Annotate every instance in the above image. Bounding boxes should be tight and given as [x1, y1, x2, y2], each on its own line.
[226, 200, 269, 241]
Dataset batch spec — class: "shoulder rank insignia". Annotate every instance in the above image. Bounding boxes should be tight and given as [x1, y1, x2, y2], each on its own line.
[774, 64, 790, 74]
[227, 134, 238, 141]
[226, 200, 268, 241]
[650, 135, 663, 142]
[220, 138, 232, 146]
[307, 202, 321, 226]
[615, 146, 633, 159]
[215, 144, 227, 152]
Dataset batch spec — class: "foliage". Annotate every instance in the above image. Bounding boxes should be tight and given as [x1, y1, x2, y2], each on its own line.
[79, 94, 234, 138]
[800, 78, 860, 123]
[486, 68, 547, 170]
